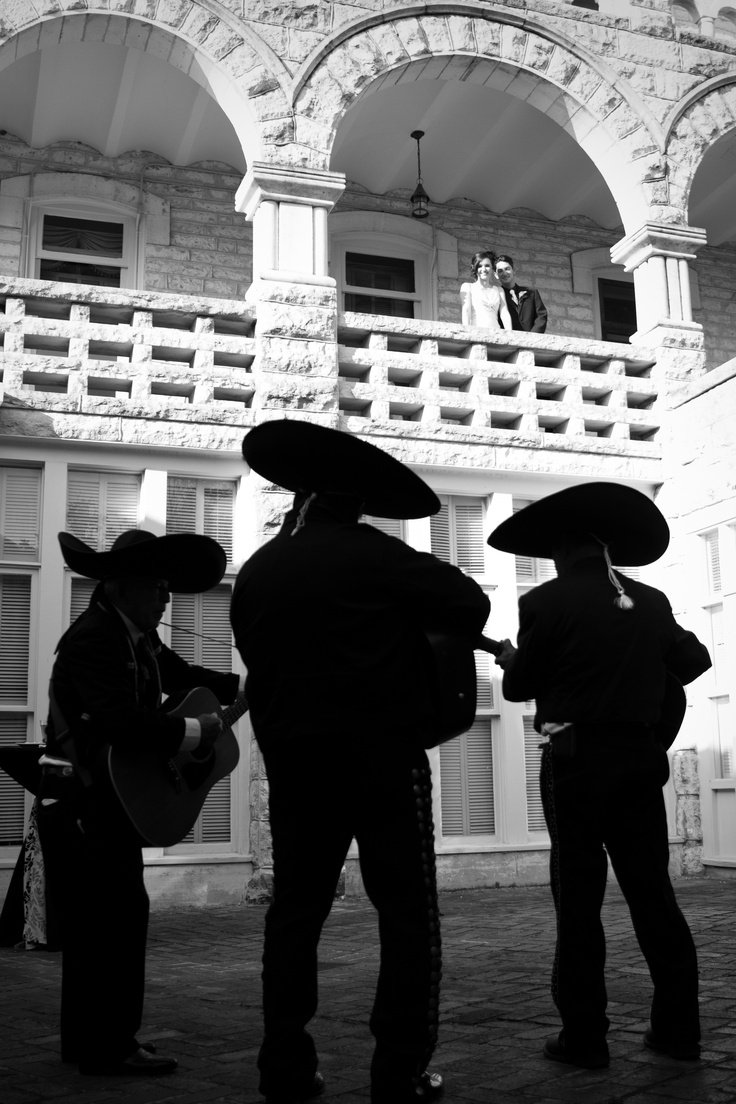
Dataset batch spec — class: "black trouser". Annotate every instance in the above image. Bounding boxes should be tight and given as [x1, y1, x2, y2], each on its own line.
[540, 725, 700, 1051]
[37, 776, 149, 1065]
[257, 736, 440, 1102]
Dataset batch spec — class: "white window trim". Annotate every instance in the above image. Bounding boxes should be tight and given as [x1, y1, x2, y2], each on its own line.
[330, 212, 449, 321]
[26, 197, 139, 290]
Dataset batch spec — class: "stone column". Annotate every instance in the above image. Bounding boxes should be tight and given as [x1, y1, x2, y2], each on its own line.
[611, 223, 708, 381]
[235, 163, 346, 422]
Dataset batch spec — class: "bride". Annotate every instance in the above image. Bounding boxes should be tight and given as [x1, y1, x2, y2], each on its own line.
[460, 250, 512, 330]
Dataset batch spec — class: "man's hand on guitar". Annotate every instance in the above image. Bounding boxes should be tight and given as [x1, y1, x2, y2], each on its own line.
[193, 712, 224, 758]
[494, 639, 517, 669]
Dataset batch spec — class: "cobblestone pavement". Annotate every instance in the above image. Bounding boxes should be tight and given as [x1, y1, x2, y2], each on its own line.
[3, 877, 736, 1104]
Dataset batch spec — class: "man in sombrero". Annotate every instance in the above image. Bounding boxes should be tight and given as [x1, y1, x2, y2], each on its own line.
[230, 420, 491, 1104]
[38, 529, 242, 1076]
[489, 483, 711, 1070]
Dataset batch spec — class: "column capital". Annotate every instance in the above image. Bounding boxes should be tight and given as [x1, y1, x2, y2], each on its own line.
[611, 223, 708, 271]
[235, 162, 346, 220]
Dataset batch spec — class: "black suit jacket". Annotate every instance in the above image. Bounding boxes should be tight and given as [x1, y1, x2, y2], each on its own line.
[504, 284, 548, 333]
[502, 557, 710, 729]
[48, 591, 239, 767]
[231, 504, 490, 747]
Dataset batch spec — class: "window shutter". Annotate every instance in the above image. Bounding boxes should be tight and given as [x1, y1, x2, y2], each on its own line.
[70, 577, 97, 625]
[515, 554, 535, 581]
[466, 720, 495, 833]
[440, 719, 495, 835]
[0, 469, 41, 561]
[454, 502, 485, 573]
[430, 502, 451, 564]
[203, 485, 234, 564]
[67, 472, 139, 550]
[169, 583, 234, 847]
[0, 713, 28, 845]
[537, 558, 556, 581]
[524, 717, 546, 831]
[363, 516, 405, 540]
[705, 531, 721, 594]
[474, 647, 494, 710]
[0, 575, 32, 703]
[166, 478, 198, 536]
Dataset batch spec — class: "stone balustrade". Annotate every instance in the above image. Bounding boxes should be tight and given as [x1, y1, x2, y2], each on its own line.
[0, 277, 666, 464]
[0, 278, 256, 448]
[337, 312, 662, 459]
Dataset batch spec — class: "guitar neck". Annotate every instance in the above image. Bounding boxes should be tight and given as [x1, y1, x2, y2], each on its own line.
[477, 634, 503, 657]
[221, 696, 249, 729]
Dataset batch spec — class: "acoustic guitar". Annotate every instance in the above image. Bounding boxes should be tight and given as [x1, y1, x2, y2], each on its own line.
[108, 689, 249, 847]
[423, 632, 502, 747]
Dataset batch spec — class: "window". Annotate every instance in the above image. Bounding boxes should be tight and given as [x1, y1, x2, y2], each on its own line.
[430, 496, 486, 573]
[704, 530, 722, 594]
[66, 470, 140, 551]
[598, 279, 637, 343]
[343, 252, 417, 318]
[166, 476, 238, 849]
[512, 499, 556, 587]
[30, 203, 137, 289]
[166, 478, 234, 564]
[0, 467, 41, 845]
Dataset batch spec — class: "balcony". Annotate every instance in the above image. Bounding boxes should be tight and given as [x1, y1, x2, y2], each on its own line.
[337, 313, 662, 464]
[0, 278, 664, 477]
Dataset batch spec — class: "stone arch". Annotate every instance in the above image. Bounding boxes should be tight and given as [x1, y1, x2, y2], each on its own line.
[665, 76, 736, 219]
[0, 2, 294, 165]
[290, 6, 665, 234]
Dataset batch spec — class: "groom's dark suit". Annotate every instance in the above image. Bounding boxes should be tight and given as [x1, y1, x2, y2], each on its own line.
[503, 284, 547, 333]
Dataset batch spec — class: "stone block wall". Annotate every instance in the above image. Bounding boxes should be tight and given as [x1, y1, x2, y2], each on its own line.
[0, 135, 252, 301]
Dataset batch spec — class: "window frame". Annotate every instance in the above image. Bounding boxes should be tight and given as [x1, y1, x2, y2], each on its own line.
[27, 197, 139, 290]
[331, 230, 433, 321]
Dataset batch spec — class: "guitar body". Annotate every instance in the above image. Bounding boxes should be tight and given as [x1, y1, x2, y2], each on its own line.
[423, 633, 501, 748]
[108, 687, 243, 847]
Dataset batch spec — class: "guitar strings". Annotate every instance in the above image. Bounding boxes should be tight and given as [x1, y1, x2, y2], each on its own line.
[159, 620, 234, 647]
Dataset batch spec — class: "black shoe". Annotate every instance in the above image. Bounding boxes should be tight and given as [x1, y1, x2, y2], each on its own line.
[79, 1046, 177, 1076]
[644, 1028, 700, 1060]
[265, 1071, 325, 1104]
[544, 1032, 609, 1069]
[371, 1069, 443, 1104]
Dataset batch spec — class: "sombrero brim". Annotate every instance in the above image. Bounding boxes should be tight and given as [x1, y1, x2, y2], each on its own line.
[242, 420, 440, 520]
[58, 532, 227, 593]
[488, 483, 669, 566]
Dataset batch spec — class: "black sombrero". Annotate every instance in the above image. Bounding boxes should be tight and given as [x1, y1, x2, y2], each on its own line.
[58, 529, 227, 593]
[242, 420, 440, 519]
[488, 483, 669, 566]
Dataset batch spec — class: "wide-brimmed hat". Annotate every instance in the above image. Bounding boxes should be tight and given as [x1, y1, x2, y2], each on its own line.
[487, 483, 669, 566]
[242, 420, 440, 519]
[58, 529, 227, 593]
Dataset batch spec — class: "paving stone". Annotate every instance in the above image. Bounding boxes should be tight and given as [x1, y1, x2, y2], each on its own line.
[3, 879, 736, 1103]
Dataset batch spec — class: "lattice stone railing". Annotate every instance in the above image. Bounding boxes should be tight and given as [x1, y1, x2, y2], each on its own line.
[0, 279, 256, 429]
[337, 312, 662, 456]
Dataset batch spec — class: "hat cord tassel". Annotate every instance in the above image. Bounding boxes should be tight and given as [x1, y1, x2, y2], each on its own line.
[593, 535, 635, 610]
[291, 492, 318, 537]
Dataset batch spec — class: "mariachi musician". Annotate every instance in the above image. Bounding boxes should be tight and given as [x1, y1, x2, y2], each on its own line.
[230, 420, 491, 1104]
[489, 483, 711, 1070]
[38, 529, 241, 1077]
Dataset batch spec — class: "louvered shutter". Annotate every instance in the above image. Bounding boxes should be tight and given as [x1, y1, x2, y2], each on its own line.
[430, 502, 451, 563]
[0, 576, 31, 704]
[363, 515, 405, 540]
[0, 469, 41, 561]
[454, 501, 485, 573]
[705, 531, 721, 593]
[203, 485, 234, 564]
[515, 555, 535, 582]
[69, 578, 97, 625]
[0, 575, 32, 845]
[439, 719, 495, 835]
[67, 472, 139, 550]
[170, 583, 233, 846]
[524, 717, 546, 831]
[166, 478, 197, 536]
[537, 558, 556, 581]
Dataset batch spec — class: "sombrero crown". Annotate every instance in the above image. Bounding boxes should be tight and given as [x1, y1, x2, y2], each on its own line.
[242, 419, 440, 520]
[58, 529, 227, 593]
[488, 483, 669, 567]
